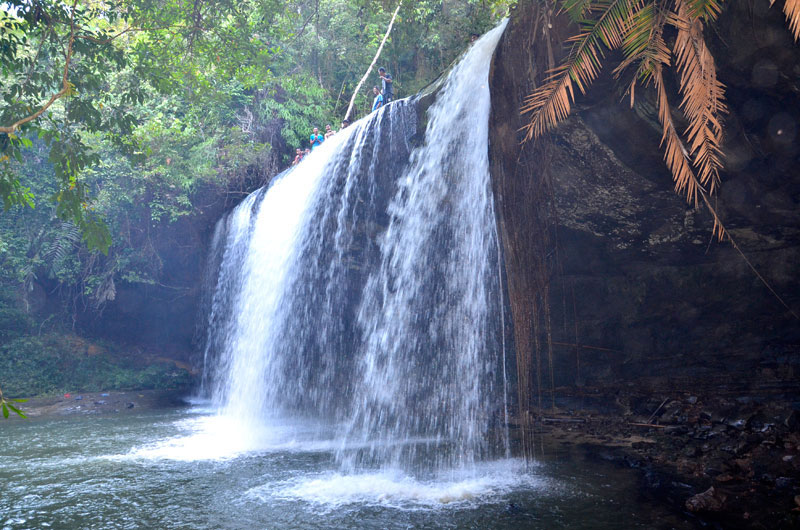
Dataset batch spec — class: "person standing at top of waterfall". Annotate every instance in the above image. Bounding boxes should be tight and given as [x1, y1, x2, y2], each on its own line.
[340, 118, 350, 129]
[309, 127, 324, 150]
[292, 147, 303, 166]
[378, 67, 393, 104]
[324, 124, 336, 139]
[371, 86, 384, 112]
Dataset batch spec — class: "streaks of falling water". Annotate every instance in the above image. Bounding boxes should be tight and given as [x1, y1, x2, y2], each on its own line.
[338, 21, 508, 477]
[200, 20, 509, 475]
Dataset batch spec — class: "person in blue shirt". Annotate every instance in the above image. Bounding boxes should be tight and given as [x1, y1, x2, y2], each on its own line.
[309, 127, 324, 150]
[378, 67, 393, 104]
[371, 86, 384, 112]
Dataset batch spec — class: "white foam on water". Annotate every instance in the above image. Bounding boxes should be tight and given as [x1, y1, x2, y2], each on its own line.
[111, 415, 263, 461]
[252, 459, 545, 511]
[112, 412, 350, 462]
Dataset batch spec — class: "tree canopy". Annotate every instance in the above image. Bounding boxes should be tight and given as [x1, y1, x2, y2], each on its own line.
[0, 0, 509, 346]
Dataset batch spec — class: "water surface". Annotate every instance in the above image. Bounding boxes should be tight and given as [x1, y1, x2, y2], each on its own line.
[0, 406, 694, 529]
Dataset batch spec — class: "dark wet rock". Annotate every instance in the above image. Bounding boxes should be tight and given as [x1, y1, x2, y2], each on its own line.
[759, 473, 775, 484]
[734, 458, 753, 473]
[126, 402, 135, 409]
[684, 445, 700, 458]
[93, 400, 107, 405]
[665, 425, 689, 435]
[711, 424, 727, 436]
[685, 486, 727, 513]
[747, 413, 773, 432]
[727, 418, 748, 431]
[786, 411, 799, 431]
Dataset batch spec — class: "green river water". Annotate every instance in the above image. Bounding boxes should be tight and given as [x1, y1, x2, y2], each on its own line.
[0, 403, 695, 529]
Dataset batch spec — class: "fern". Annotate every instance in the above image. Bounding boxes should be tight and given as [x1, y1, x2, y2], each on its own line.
[42, 221, 81, 267]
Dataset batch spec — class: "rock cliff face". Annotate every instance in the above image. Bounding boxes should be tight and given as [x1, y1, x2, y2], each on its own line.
[489, 3, 800, 400]
[489, 5, 800, 524]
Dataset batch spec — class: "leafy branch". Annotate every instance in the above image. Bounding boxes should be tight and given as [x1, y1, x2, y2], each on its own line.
[0, 0, 78, 135]
[0, 384, 27, 419]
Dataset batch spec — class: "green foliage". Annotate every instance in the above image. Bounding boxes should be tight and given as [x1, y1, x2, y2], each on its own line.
[0, 0, 140, 253]
[0, 0, 510, 376]
[0, 390, 27, 419]
[0, 334, 194, 397]
[0, 306, 33, 341]
[259, 75, 331, 150]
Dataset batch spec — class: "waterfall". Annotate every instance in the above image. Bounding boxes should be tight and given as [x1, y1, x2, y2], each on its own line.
[200, 20, 509, 474]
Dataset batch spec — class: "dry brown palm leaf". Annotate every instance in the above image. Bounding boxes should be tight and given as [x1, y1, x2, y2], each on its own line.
[654, 64, 724, 238]
[521, 0, 637, 141]
[672, 2, 727, 196]
[771, 0, 800, 40]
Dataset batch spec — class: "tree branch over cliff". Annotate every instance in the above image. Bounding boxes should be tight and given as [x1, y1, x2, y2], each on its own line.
[343, 2, 402, 123]
[0, 0, 78, 135]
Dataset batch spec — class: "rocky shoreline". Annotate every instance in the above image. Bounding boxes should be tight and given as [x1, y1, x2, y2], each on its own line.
[532, 390, 800, 529]
[6, 389, 191, 420]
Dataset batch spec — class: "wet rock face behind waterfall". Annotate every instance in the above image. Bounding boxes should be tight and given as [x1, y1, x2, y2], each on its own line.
[489, 2, 800, 396]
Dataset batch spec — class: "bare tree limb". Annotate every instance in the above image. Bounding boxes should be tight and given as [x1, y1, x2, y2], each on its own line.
[343, 2, 402, 123]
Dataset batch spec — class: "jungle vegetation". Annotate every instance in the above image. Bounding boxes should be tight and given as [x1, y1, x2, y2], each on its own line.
[0, 0, 512, 405]
[0, 0, 509, 325]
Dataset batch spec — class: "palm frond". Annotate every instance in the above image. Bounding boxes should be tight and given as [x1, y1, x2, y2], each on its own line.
[771, 0, 800, 41]
[684, 0, 723, 20]
[653, 64, 724, 238]
[42, 221, 81, 265]
[671, 1, 727, 195]
[521, 0, 637, 140]
[614, 1, 670, 90]
[561, 0, 596, 21]
[652, 64, 700, 205]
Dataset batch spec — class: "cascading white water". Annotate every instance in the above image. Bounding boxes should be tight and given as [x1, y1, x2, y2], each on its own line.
[200, 20, 509, 474]
[339, 21, 508, 476]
